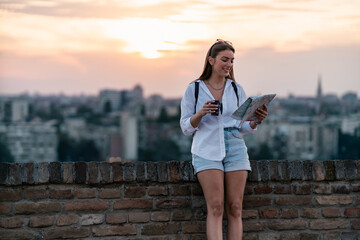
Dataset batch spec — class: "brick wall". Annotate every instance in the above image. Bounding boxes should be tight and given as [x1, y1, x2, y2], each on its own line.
[0, 160, 359, 240]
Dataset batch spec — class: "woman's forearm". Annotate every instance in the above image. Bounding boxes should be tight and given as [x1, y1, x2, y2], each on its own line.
[190, 112, 204, 128]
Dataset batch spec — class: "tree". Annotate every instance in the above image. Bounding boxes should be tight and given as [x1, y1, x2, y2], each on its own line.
[153, 139, 180, 161]
[103, 101, 112, 113]
[157, 106, 170, 122]
[0, 139, 14, 163]
[251, 143, 274, 160]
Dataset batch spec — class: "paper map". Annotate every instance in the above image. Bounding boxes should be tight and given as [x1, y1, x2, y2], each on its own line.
[231, 94, 276, 126]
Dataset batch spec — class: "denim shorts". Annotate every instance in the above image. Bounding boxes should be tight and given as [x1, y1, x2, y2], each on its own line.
[192, 127, 251, 174]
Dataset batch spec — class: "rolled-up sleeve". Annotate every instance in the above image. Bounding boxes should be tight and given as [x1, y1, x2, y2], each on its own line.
[180, 84, 199, 136]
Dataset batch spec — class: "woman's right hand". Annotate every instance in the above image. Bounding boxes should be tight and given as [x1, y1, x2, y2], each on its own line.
[197, 100, 219, 117]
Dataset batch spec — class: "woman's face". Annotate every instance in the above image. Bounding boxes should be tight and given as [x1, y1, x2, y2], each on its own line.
[209, 49, 234, 78]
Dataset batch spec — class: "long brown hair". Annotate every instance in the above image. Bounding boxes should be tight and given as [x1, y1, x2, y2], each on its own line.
[198, 41, 235, 81]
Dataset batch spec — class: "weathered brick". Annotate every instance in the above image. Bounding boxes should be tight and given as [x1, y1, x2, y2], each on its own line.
[49, 188, 72, 199]
[23, 188, 46, 200]
[341, 232, 360, 239]
[157, 162, 169, 182]
[148, 186, 168, 196]
[169, 161, 181, 182]
[275, 196, 312, 206]
[344, 160, 357, 180]
[310, 219, 348, 230]
[278, 160, 291, 181]
[313, 184, 332, 194]
[258, 233, 278, 240]
[332, 184, 351, 194]
[0, 190, 21, 202]
[100, 162, 111, 183]
[322, 208, 341, 218]
[313, 161, 325, 181]
[112, 162, 123, 182]
[243, 197, 272, 208]
[179, 161, 192, 181]
[88, 162, 99, 184]
[9, 163, 22, 185]
[151, 211, 171, 222]
[146, 161, 158, 181]
[80, 214, 105, 225]
[142, 223, 181, 235]
[75, 162, 87, 184]
[321, 231, 341, 240]
[135, 161, 146, 182]
[129, 212, 149, 223]
[193, 208, 206, 220]
[243, 220, 266, 232]
[303, 160, 313, 180]
[301, 208, 319, 219]
[156, 198, 190, 209]
[23, 162, 34, 184]
[182, 221, 206, 233]
[173, 209, 193, 221]
[0, 203, 11, 214]
[172, 185, 190, 196]
[281, 208, 298, 219]
[124, 186, 146, 198]
[99, 188, 121, 199]
[192, 184, 203, 195]
[44, 227, 90, 239]
[248, 160, 260, 182]
[300, 233, 319, 240]
[242, 210, 258, 219]
[0, 217, 24, 228]
[351, 219, 360, 230]
[0, 163, 9, 184]
[56, 214, 78, 226]
[243, 233, 258, 240]
[29, 216, 54, 228]
[106, 213, 127, 224]
[114, 199, 153, 210]
[258, 160, 270, 181]
[0, 229, 36, 240]
[65, 201, 109, 212]
[259, 208, 277, 219]
[49, 161, 62, 183]
[254, 185, 272, 194]
[192, 197, 205, 208]
[324, 160, 335, 181]
[15, 202, 61, 214]
[268, 219, 307, 230]
[290, 160, 303, 180]
[274, 185, 291, 194]
[294, 184, 312, 195]
[316, 196, 353, 205]
[63, 162, 74, 183]
[280, 232, 300, 240]
[244, 186, 253, 195]
[345, 208, 360, 218]
[123, 162, 135, 182]
[37, 162, 49, 184]
[269, 160, 281, 181]
[92, 225, 136, 236]
[334, 160, 345, 180]
[74, 188, 96, 199]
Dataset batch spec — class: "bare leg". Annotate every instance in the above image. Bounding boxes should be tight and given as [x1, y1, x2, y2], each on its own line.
[197, 169, 225, 240]
[224, 170, 248, 240]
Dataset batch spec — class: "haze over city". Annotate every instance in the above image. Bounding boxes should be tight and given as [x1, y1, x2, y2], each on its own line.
[0, 0, 359, 98]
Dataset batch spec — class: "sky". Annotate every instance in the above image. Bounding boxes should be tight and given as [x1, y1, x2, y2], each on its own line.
[0, 0, 359, 99]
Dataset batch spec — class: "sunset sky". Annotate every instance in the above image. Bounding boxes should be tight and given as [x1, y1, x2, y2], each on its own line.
[0, 0, 359, 98]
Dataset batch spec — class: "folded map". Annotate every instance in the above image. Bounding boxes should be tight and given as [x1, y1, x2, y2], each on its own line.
[231, 94, 276, 126]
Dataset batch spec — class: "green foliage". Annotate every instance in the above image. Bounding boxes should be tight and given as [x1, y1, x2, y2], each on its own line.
[250, 143, 274, 160]
[0, 139, 14, 163]
[338, 131, 360, 159]
[57, 134, 101, 162]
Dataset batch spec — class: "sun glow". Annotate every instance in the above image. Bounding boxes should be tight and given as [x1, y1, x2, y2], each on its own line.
[100, 18, 211, 58]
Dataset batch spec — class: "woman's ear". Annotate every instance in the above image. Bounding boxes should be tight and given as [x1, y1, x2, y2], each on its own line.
[208, 56, 214, 66]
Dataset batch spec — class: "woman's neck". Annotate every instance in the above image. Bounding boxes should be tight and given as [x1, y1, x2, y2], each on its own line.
[207, 75, 226, 84]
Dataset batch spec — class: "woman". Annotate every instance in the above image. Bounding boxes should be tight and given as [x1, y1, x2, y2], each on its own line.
[180, 39, 268, 239]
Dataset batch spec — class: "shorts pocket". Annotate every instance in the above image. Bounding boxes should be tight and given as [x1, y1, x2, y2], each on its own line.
[231, 129, 243, 139]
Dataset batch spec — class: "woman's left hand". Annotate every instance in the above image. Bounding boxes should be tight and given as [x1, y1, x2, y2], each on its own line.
[255, 104, 268, 124]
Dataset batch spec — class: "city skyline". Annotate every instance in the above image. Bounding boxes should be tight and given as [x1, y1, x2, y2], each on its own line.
[0, 0, 359, 98]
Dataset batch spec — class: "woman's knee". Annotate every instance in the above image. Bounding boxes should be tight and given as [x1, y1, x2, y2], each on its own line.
[207, 200, 224, 217]
[226, 201, 243, 218]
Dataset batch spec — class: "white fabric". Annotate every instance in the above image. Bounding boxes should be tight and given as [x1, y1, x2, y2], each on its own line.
[180, 79, 257, 161]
